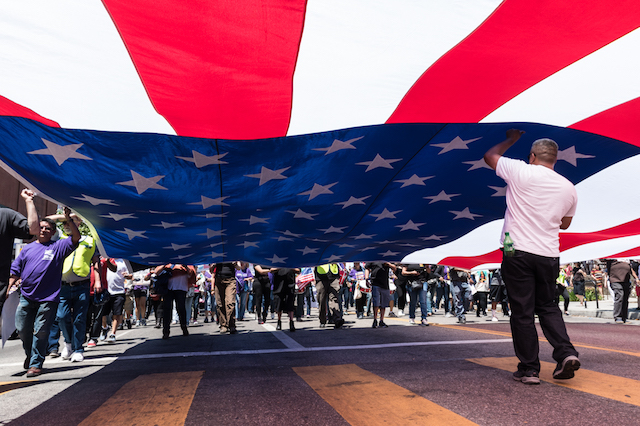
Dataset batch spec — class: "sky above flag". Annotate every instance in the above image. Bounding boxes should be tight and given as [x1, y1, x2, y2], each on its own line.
[1, 0, 639, 268]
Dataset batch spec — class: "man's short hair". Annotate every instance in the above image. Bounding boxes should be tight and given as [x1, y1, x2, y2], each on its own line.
[41, 218, 56, 230]
[531, 138, 558, 164]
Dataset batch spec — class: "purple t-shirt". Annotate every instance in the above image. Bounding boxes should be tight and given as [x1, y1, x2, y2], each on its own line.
[11, 237, 77, 302]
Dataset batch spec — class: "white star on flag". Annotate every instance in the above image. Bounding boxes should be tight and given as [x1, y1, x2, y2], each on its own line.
[173, 255, 193, 260]
[313, 136, 363, 155]
[149, 210, 176, 214]
[72, 194, 118, 206]
[210, 251, 225, 259]
[237, 241, 260, 248]
[356, 154, 402, 172]
[335, 195, 371, 209]
[394, 174, 433, 187]
[245, 166, 290, 185]
[241, 232, 262, 237]
[164, 243, 192, 250]
[176, 150, 228, 168]
[379, 240, 399, 245]
[557, 146, 595, 166]
[424, 190, 460, 204]
[396, 220, 425, 231]
[352, 233, 375, 239]
[100, 213, 136, 221]
[240, 216, 270, 225]
[380, 250, 399, 257]
[195, 213, 228, 218]
[421, 235, 446, 241]
[189, 195, 230, 209]
[28, 138, 92, 166]
[489, 185, 507, 197]
[267, 254, 287, 264]
[462, 158, 492, 171]
[116, 228, 148, 240]
[297, 246, 319, 255]
[136, 252, 159, 259]
[337, 243, 355, 248]
[309, 238, 329, 242]
[278, 230, 303, 238]
[325, 255, 342, 262]
[298, 182, 338, 200]
[117, 171, 168, 194]
[318, 226, 347, 234]
[285, 209, 318, 220]
[369, 208, 402, 221]
[198, 229, 226, 238]
[274, 236, 295, 242]
[152, 222, 185, 229]
[210, 242, 226, 248]
[432, 136, 482, 155]
[450, 207, 482, 220]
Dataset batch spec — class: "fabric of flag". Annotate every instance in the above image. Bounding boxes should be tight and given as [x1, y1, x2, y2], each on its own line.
[296, 267, 314, 292]
[1, 1, 640, 269]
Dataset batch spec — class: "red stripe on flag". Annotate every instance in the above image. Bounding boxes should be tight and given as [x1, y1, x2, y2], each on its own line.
[559, 218, 640, 251]
[102, 0, 306, 139]
[439, 249, 503, 270]
[606, 246, 640, 259]
[569, 97, 640, 148]
[387, 0, 640, 124]
[0, 95, 59, 128]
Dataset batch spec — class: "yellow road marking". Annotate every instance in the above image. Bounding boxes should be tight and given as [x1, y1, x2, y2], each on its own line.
[79, 371, 204, 426]
[0, 380, 37, 396]
[436, 324, 640, 358]
[294, 364, 477, 426]
[469, 357, 640, 407]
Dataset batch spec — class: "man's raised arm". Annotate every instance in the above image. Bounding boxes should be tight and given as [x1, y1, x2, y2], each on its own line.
[484, 129, 525, 170]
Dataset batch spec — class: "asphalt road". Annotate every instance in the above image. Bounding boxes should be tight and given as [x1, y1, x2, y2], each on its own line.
[1, 307, 639, 426]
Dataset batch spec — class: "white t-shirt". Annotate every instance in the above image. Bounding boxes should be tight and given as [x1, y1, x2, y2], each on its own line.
[497, 157, 577, 257]
[107, 259, 128, 295]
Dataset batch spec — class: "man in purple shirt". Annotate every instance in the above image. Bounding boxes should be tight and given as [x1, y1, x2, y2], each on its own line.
[9, 207, 80, 377]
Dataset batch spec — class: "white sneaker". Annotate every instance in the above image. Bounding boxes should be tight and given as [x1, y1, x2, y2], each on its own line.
[492, 316, 499, 322]
[61, 343, 73, 360]
[421, 319, 429, 326]
[70, 352, 84, 362]
[397, 310, 404, 317]
[445, 312, 453, 318]
[192, 320, 198, 325]
[409, 319, 416, 324]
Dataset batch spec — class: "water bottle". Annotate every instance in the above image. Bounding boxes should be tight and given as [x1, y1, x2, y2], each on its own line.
[503, 232, 515, 257]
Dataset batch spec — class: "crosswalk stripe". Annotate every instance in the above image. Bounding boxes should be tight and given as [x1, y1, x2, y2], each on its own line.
[78, 371, 204, 426]
[468, 357, 640, 407]
[294, 364, 477, 426]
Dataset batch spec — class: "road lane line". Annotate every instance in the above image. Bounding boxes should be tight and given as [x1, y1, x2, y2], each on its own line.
[438, 324, 640, 357]
[294, 364, 477, 426]
[262, 323, 305, 349]
[0, 380, 37, 396]
[468, 357, 640, 407]
[113, 338, 512, 362]
[78, 371, 204, 426]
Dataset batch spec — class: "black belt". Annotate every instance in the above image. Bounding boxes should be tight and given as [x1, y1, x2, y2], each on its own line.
[62, 278, 91, 287]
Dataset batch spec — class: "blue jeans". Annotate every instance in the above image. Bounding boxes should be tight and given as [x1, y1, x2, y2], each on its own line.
[435, 283, 450, 313]
[236, 290, 248, 319]
[16, 295, 58, 369]
[423, 282, 433, 314]
[55, 283, 90, 353]
[408, 284, 426, 320]
[450, 281, 471, 320]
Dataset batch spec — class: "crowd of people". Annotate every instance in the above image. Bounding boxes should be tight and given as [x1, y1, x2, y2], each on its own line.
[3, 130, 640, 386]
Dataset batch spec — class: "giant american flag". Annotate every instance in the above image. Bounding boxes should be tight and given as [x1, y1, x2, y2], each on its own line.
[0, 0, 639, 269]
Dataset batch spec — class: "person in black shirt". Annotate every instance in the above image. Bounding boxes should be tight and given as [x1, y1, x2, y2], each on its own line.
[270, 267, 300, 331]
[364, 262, 396, 328]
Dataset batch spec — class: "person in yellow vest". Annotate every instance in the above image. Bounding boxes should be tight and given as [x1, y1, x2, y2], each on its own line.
[314, 263, 345, 329]
[46, 213, 97, 362]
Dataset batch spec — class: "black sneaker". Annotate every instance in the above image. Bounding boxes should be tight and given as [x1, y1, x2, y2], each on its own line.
[513, 369, 540, 385]
[372, 319, 378, 328]
[553, 355, 580, 379]
[334, 318, 345, 329]
[289, 320, 296, 332]
[458, 317, 467, 324]
[378, 321, 389, 328]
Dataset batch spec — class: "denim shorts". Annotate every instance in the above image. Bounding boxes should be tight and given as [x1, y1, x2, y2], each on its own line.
[372, 286, 391, 307]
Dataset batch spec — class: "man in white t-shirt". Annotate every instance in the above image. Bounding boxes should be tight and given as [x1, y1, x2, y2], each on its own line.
[484, 129, 580, 385]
